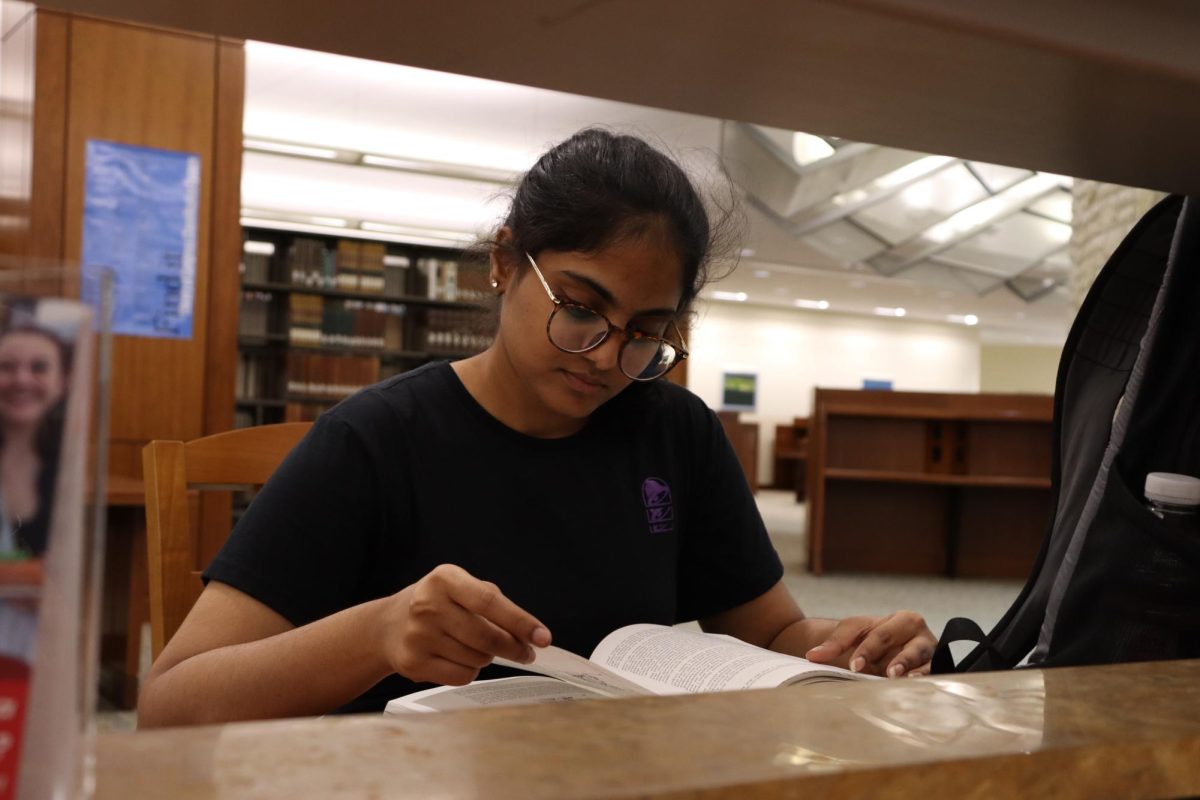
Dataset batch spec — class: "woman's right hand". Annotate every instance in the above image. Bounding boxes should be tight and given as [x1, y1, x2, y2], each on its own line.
[382, 564, 552, 686]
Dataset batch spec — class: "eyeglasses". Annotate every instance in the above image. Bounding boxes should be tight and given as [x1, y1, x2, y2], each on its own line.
[524, 253, 689, 382]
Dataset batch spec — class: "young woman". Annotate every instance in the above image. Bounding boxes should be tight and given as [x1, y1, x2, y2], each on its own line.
[138, 129, 936, 727]
[0, 325, 70, 558]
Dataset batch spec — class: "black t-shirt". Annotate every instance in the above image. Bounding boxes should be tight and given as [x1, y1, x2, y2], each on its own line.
[204, 361, 782, 713]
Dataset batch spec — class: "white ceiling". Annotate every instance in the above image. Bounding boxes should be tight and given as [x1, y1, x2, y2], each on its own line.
[242, 41, 1073, 345]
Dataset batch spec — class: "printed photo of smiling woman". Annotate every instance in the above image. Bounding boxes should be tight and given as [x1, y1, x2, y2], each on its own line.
[0, 308, 73, 560]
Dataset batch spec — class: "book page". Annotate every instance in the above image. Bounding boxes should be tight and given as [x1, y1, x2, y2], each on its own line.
[493, 645, 653, 698]
[590, 624, 869, 695]
[384, 677, 610, 714]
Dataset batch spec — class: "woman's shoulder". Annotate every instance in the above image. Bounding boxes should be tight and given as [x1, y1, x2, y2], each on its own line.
[324, 361, 459, 433]
[603, 379, 716, 434]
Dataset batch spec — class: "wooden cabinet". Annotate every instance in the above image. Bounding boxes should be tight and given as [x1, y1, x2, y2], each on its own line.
[807, 389, 1053, 578]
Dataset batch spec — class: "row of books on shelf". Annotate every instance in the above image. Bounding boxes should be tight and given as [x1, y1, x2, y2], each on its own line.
[236, 352, 276, 402]
[238, 291, 276, 339]
[424, 309, 493, 354]
[287, 295, 407, 351]
[241, 236, 492, 302]
[284, 352, 381, 400]
[238, 351, 380, 402]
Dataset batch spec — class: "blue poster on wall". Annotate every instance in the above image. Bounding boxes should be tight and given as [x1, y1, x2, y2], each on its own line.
[80, 139, 200, 339]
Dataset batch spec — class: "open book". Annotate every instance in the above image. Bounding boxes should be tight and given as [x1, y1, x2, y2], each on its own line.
[385, 623, 875, 714]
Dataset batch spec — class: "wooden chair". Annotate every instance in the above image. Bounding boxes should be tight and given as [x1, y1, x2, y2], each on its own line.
[141, 422, 311, 660]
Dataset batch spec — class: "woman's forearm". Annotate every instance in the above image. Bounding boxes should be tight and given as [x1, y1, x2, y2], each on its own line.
[137, 597, 394, 728]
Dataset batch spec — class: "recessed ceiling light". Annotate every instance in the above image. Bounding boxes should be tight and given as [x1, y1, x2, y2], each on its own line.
[964, 314, 979, 326]
[740, 248, 756, 258]
[795, 299, 830, 310]
[753, 269, 771, 279]
[874, 306, 906, 317]
[712, 290, 748, 302]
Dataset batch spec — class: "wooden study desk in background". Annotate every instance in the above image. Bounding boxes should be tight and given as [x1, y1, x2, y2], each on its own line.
[716, 410, 759, 493]
[807, 389, 1054, 578]
[772, 417, 809, 501]
[92, 660, 1200, 798]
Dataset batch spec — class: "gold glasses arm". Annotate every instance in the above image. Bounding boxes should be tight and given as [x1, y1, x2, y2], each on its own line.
[671, 320, 690, 358]
[525, 252, 559, 304]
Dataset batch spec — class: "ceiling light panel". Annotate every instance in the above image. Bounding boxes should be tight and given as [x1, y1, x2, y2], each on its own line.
[966, 162, 1034, 194]
[245, 40, 722, 180]
[1026, 189, 1073, 224]
[851, 163, 989, 243]
[803, 221, 889, 263]
[241, 151, 505, 235]
[936, 213, 1072, 278]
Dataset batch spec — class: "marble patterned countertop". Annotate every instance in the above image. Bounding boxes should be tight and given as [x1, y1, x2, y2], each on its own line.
[94, 659, 1200, 798]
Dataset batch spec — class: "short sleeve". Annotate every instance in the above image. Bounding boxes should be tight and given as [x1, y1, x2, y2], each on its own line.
[202, 411, 384, 626]
[675, 404, 784, 622]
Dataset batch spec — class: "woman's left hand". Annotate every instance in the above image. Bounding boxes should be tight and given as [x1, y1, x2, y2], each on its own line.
[804, 611, 936, 678]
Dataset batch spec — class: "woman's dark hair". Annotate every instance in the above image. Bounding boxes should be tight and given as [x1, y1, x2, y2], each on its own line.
[493, 128, 737, 317]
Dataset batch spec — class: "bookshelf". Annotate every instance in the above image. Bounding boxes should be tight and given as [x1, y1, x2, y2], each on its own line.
[807, 388, 1054, 579]
[236, 227, 493, 426]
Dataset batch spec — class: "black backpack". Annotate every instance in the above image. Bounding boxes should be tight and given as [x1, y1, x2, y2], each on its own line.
[934, 194, 1200, 672]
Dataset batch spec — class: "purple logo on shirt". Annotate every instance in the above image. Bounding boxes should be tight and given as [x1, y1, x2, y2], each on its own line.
[642, 477, 674, 533]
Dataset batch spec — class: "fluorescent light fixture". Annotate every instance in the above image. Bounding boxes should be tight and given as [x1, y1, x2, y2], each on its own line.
[964, 314, 979, 326]
[241, 215, 470, 248]
[795, 299, 829, 310]
[712, 291, 748, 302]
[828, 155, 955, 208]
[875, 156, 956, 190]
[243, 240, 276, 256]
[948, 313, 979, 326]
[360, 220, 476, 244]
[792, 133, 835, 166]
[923, 172, 1063, 244]
[244, 139, 340, 160]
[874, 306, 906, 317]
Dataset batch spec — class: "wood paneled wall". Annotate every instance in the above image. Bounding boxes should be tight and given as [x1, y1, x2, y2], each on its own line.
[17, 11, 242, 479]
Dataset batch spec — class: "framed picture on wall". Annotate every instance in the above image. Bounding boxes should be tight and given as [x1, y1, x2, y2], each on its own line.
[721, 372, 758, 411]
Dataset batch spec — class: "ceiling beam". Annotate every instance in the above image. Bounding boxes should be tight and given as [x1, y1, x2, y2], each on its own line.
[40, 0, 1200, 193]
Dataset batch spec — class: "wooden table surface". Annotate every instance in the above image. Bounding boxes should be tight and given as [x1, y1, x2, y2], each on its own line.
[94, 660, 1200, 799]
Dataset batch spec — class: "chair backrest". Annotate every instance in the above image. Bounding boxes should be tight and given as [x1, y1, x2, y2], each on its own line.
[142, 422, 311, 660]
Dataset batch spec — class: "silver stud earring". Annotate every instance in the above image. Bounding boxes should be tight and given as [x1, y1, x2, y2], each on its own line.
[490, 279, 499, 289]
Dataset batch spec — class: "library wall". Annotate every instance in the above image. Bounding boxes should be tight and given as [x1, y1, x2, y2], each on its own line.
[687, 300, 980, 485]
[979, 343, 1062, 395]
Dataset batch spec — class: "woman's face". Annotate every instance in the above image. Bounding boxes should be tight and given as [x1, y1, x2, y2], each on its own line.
[0, 332, 67, 428]
[494, 235, 684, 432]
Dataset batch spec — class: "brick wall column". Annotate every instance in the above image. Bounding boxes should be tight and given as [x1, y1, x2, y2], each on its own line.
[1069, 182, 1164, 307]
